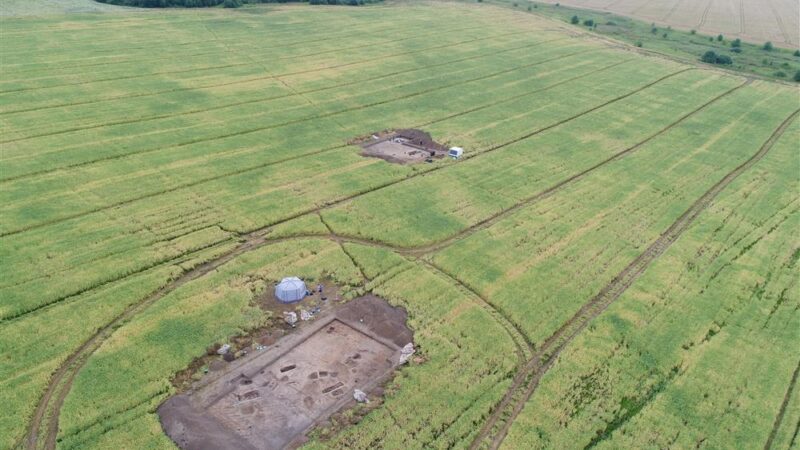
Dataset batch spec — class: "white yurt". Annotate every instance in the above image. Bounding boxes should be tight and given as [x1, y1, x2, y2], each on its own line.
[275, 277, 307, 303]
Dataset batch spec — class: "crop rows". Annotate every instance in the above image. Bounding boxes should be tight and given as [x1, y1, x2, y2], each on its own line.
[3, 3, 798, 450]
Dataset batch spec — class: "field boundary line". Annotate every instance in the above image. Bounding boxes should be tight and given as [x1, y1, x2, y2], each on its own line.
[0, 37, 570, 147]
[662, 0, 686, 21]
[697, 0, 713, 28]
[4, 63, 688, 243]
[20, 230, 280, 450]
[419, 260, 533, 361]
[0, 22, 523, 95]
[0, 8, 529, 67]
[23, 86, 767, 447]
[0, 29, 537, 117]
[409, 79, 748, 255]
[417, 57, 631, 129]
[0, 50, 621, 237]
[0, 17, 500, 76]
[764, 0, 792, 44]
[5, 65, 691, 321]
[0, 232, 238, 322]
[319, 213, 371, 283]
[738, 0, 746, 33]
[764, 358, 800, 449]
[477, 107, 800, 450]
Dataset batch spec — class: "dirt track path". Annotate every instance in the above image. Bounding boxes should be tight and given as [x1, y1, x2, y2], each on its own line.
[409, 80, 748, 256]
[7, 65, 690, 324]
[22, 231, 272, 450]
[20, 68, 736, 450]
[469, 108, 800, 450]
[764, 358, 800, 450]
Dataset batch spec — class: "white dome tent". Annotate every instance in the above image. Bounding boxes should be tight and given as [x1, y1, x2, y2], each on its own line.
[275, 277, 307, 303]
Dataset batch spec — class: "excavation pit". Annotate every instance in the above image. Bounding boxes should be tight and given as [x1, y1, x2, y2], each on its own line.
[358, 129, 449, 164]
[158, 295, 412, 450]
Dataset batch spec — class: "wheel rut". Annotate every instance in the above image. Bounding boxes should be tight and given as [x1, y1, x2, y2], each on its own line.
[20, 69, 740, 450]
[408, 80, 747, 257]
[764, 0, 792, 44]
[764, 358, 800, 450]
[2, 65, 683, 238]
[469, 108, 800, 450]
[698, 0, 714, 27]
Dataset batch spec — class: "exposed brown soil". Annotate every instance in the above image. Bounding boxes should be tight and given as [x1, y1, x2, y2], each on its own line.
[158, 295, 412, 450]
[23, 68, 784, 450]
[357, 129, 449, 164]
[171, 281, 344, 393]
[17, 71, 692, 447]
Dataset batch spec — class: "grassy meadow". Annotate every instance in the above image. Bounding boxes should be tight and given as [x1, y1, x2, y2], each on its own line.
[1, 2, 797, 450]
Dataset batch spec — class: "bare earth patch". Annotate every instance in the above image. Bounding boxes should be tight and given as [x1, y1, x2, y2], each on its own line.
[357, 129, 449, 164]
[158, 295, 412, 450]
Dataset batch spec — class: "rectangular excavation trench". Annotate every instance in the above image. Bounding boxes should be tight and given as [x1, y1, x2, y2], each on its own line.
[159, 295, 411, 450]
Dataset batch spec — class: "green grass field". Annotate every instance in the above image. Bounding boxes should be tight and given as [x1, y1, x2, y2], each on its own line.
[1, 2, 798, 450]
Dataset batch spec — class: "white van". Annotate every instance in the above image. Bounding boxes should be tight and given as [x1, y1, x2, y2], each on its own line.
[448, 147, 463, 159]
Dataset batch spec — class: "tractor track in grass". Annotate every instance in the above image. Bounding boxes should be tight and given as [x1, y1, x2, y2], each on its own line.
[416, 57, 631, 129]
[0, 37, 570, 146]
[662, 0, 686, 21]
[469, 107, 800, 450]
[764, 0, 792, 45]
[0, 22, 524, 95]
[6, 64, 691, 320]
[20, 68, 693, 449]
[0, 17, 488, 76]
[0, 8, 523, 66]
[764, 358, 800, 450]
[0, 38, 569, 148]
[698, 0, 713, 28]
[421, 260, 533, 362]
[0, 42, 588, 188]
[6, 64, 695, 322]
[1, 58, 667, 239]
[0, 28, 537, 117]
[738, 0, 746, 34]
[13, 230, 380, 449]
[21, 231, 278, 450]
[408, 79, 748, 256]
[18, 230, 526, 450]
[0, 232, 238, 322]
[2, 32, 559, 118]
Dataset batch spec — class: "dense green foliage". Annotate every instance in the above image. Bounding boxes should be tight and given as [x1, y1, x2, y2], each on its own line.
[701, 50, 732, 65]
